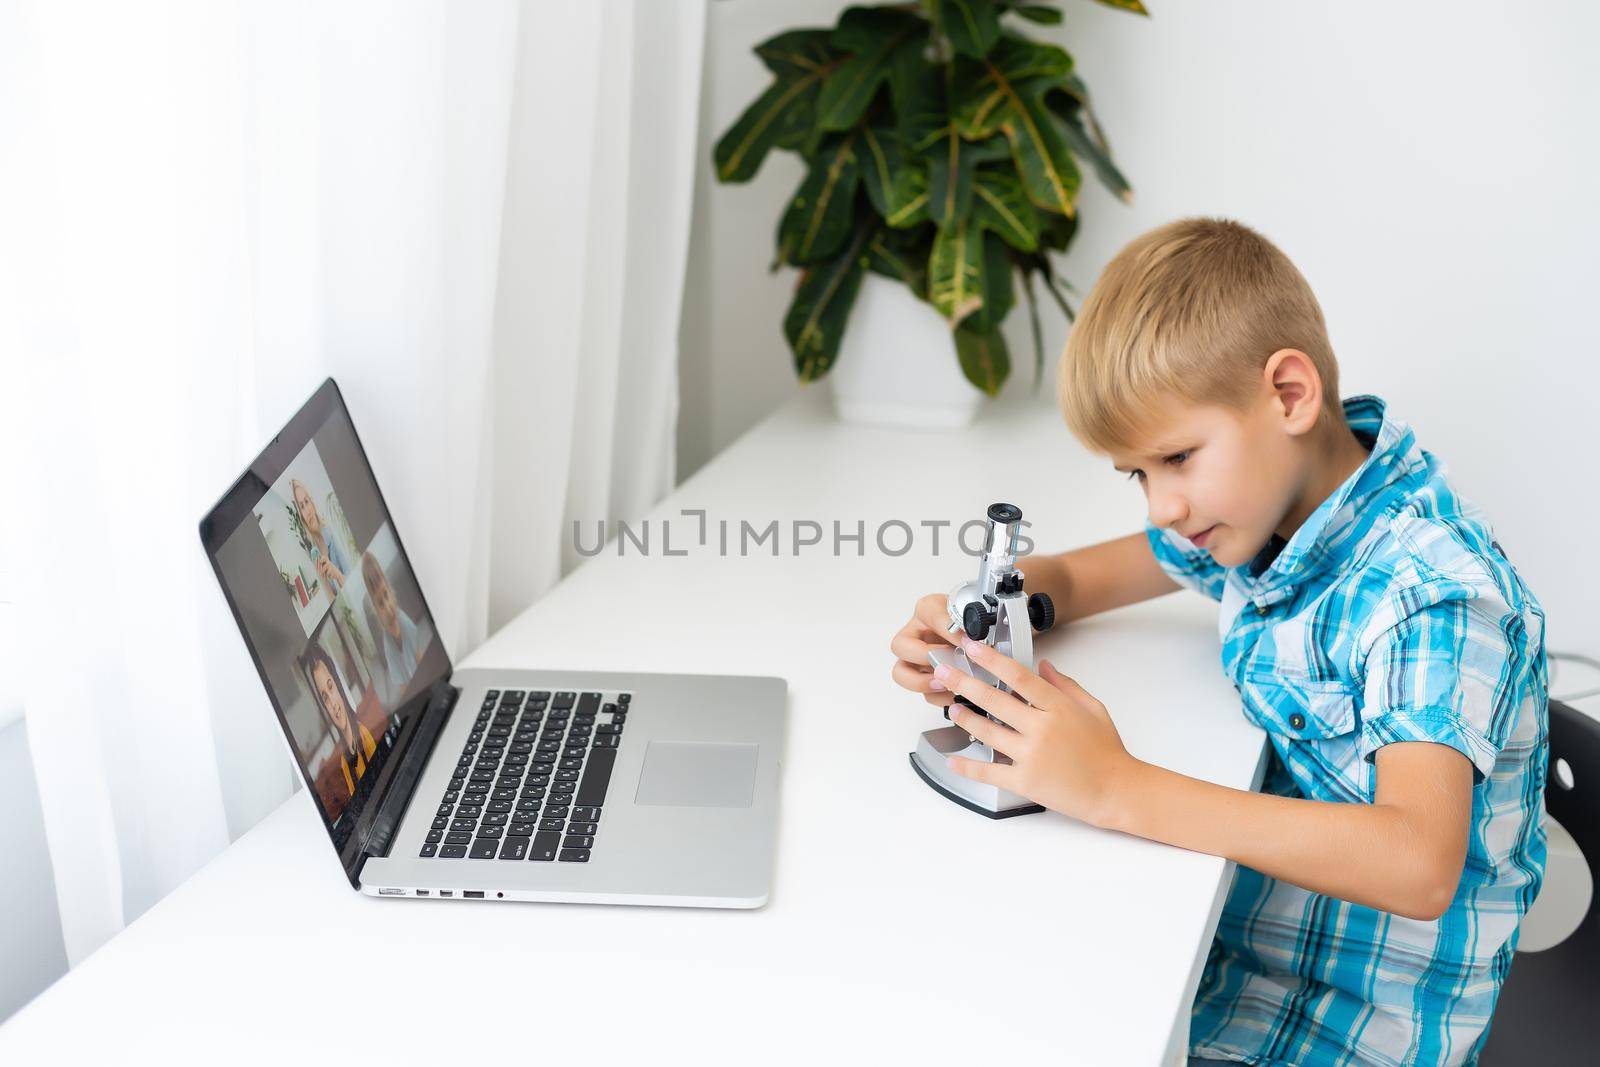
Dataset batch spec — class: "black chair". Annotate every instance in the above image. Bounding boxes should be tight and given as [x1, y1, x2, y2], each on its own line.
[1481, 699, 1599, 1063]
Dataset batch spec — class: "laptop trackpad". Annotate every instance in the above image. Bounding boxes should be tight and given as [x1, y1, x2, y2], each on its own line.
[634, 741, 758, 808]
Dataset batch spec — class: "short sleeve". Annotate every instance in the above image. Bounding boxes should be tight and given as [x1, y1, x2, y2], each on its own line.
[1356, 592, 1529, 782]
[1144, 522, 1228, 602]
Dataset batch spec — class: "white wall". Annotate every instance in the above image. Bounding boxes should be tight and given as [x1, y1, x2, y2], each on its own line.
[679, 0, 1600, 658]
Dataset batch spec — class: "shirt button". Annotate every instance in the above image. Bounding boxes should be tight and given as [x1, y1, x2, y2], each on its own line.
[1255, 602, 1269, 614]
[1289, 713, 1306, 730]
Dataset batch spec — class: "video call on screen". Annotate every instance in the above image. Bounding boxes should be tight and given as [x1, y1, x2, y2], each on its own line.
[214, 412, 447, 829]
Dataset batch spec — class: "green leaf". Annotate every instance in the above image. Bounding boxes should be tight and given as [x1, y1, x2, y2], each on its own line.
[887, 168, 931, 228]
[776, 134, 863, 266]
[714, 69, 828, 182]
[929, 219, 985, 324]
[971, 168, 1039, 251]
[928, 0, 1002, 60]
[970, 227, 1014, 333]
[954, 321, 1011, 395]
[926, 132, 1008, 228]
[754, 29, 837, 78]
[818, 8, 924, 131]
[1011, 5, 1063, 25]
[866, 226, 933, 299]
[1038, 209, 1078, 252]
[1090, 0, 1150, 15]
[951, 37, 1074, 139]
[890, 39, 946, 152]
[859, 126, 934, 230]
[1001, 89, 1081, 215]
[1060, 117, 1132, 203]
[785, 231, 870, 381]
[1021, 268, 1045, 391]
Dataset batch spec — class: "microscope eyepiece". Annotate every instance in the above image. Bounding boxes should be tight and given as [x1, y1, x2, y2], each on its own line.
[987, 502, 1022, 524]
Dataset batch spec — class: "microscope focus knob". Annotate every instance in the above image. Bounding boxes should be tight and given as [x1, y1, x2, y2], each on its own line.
[1028, 592, 1056, 632]
[962, 601, 996, 641]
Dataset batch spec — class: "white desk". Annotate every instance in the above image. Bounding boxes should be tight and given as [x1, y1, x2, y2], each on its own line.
[1, 391, 1265, 1066]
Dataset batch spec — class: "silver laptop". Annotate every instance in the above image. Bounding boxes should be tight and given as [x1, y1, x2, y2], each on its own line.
[200, 379, 786, 907]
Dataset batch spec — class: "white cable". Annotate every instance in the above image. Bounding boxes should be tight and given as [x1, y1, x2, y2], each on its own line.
[1549, 650, 1600, 704]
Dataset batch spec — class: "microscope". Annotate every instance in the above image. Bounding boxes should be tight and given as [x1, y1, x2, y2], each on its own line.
[909, 502, 1055, 818]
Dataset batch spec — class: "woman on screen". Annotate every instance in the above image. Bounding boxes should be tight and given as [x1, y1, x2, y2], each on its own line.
[303, 644, 377, 798]
[292, 478, 350, 605]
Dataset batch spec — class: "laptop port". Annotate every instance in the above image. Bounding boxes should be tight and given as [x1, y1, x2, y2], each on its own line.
[439, 890, 453, 897]
[463, 890, 485, 899]
[377, 887, 404, 896]
[415, 889, 430, 896]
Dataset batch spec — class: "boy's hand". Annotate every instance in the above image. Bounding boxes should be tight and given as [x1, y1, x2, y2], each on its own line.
[889, 593, 963, 706]
[935, 635, 1138, 827]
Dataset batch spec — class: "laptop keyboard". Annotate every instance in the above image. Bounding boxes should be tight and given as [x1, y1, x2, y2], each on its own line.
[418, 688, 628, 863]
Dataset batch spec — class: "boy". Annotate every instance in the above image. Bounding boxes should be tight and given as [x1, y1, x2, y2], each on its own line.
[889, 219, 1548, 1066]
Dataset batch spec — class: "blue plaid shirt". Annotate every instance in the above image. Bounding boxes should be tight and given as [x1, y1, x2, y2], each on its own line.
[1148, 395, 1548, 1067]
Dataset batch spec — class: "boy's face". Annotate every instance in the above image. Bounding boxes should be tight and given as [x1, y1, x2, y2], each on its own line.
[1109, 392, 1305, 570]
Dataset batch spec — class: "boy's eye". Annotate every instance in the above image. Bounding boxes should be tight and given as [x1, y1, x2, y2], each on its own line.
[1124, 450, 1190, 483]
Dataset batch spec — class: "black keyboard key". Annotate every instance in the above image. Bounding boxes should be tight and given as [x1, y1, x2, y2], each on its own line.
[426, 829, 443, 844]
[573, 715, 596, 726]
[487, 800, 513, 814]
[595, 723, 621, 735]
[470, 770, 495, 783]
[537, 740, 561, 753]
[611, 713, 626, 726]
[444, 791, 460, 805]
[432, 818, 449, 831]
[577, 748, 618, 807]
[510, 742, 534, 755]
[507, 823, 535, 837]
[470, 839, 499, 859]
[593, 735, 618, 749]
[483, 813, 509, 827]
[446, 831, 473, 845]
[533, 752, 558, 763]
[559, 849, 590, 863]
[526, 774, 551, 787]
[617, 693, 631, 705]
[544, 806, 570, 820]
[529, 831, 560, 861]
[456, 805, 482, 818]
[440, 844, 468, 859]
[555, 770, 579, 783]
[568, 821, 597, 836]
[451, 818, 477, 832]
[559, 758, 584, 771]
[549, 792, 573, 806]
[576, 692, 601, 717]
[553, 691, 576, 709]
[573, 806, 601, 822]
[420, 842, 438, 857]
[567, 725, 592, 738]
[500, 838, 529, 860]
[476, 825, 503, 840]
[515, 800, 541, 814]
[563, 835, 594, 849]
[546, 709, 571, 722]
[504, 754, 529, 767]
[602, 702, 617, 714]
[492, 787, 517, 802]
[539, 818, 565, 832]
[437, 803, 453, 818]
[486, 689, 500, 700]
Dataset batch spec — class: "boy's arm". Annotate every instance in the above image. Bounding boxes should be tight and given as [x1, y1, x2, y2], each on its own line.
[934, 638, 1475, 923]
[1025, 532, 1182, 623]
[1104, 743, 1472, 921]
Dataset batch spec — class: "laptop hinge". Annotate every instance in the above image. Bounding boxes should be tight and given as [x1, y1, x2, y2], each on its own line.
[359, 681, 459, 863]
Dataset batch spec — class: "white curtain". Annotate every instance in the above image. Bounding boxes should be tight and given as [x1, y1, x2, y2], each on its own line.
[0, 0, 704, 966]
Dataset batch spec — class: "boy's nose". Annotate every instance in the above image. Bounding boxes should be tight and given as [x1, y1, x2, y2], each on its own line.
[1147, 490, 1188, 531]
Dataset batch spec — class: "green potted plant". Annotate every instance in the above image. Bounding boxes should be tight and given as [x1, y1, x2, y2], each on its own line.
[714, 0, 1142, 426]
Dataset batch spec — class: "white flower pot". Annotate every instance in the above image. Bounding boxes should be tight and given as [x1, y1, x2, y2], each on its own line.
[829, 273, 986, 428]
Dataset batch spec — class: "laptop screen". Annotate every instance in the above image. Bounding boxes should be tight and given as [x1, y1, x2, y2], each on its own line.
[201, 380, 451, 865]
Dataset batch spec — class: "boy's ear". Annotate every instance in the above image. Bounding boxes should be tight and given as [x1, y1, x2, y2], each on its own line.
[1263, 348, 1322, 435]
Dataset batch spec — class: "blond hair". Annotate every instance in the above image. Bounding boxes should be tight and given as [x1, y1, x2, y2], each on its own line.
[1057, 218, 1342, 453]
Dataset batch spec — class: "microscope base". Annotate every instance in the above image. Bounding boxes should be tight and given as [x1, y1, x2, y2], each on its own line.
[909, 726, 1043, 819]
